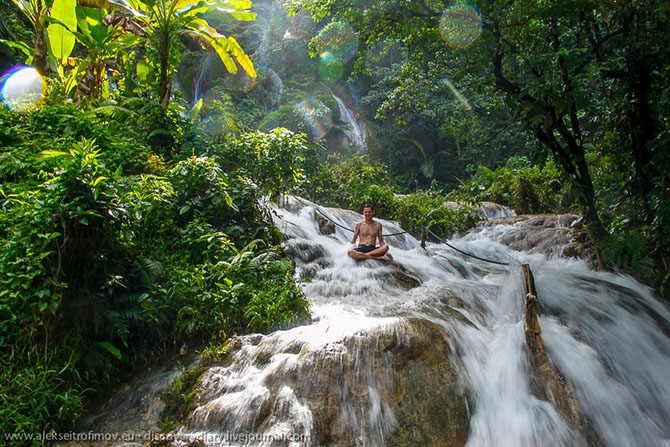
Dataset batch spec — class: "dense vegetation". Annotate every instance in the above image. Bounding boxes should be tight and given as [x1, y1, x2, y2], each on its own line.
[0, 0, 669, 441]
[0, 98, 311, 437]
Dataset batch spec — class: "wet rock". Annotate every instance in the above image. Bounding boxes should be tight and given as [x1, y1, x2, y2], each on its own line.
[387, 264, 422, 289]
[55, 365, 185, 447]
[352, 259, 422, 290]
[282, 239, 325, 264]
[479, 201, 516, 219]
[446, 296, 465, 308]
[174, 318, 469, 447]
[296, 263, 321, 281]
[444, 201, 460, 211]
[389, 271, 421, 289]
[483, 214, 599, 267]
[443, 201, 516, 219]
[314, 211, 336, 235]
[288, 318, 470, 447]
[280, 195, 309, 213]
[280, 341, 306, 355]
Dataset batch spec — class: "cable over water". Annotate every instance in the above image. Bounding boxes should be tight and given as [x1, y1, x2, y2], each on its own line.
[295, 195, 511, 265]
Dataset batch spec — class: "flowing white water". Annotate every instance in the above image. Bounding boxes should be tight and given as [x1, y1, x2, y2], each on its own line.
[322, 84, 368, 152]
[161, 199, 670, 446]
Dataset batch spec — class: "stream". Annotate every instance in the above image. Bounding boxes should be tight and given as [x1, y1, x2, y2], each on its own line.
[70, 197, 670, 447]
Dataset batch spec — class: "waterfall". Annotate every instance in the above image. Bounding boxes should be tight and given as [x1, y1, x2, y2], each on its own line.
[74, 198, 670, 447]
[322, 84, 368, 152]
[193, 54, 215, 104]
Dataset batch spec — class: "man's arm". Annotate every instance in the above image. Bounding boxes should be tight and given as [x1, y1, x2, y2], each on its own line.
[377, 223, 384, 246]
[350, 223, 360, 245]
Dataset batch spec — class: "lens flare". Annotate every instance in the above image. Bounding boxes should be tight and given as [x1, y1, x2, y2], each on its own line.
[0, 66, 45, 111]
[315, 21, 358, 65]
[314, 21, 358, 81]
[442, 77, 472, 110]
[365, 39, 408, 81]
[319, 54, 345, 82]
[440, 3, 483, 49]
[294, 97, 333, 140]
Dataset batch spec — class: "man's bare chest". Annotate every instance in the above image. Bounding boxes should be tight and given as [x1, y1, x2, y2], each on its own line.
[359, 222, 380, 235]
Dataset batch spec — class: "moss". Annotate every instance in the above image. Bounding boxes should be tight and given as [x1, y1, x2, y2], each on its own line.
[160, 339, 241, 431]
[160, 365, 204, 431]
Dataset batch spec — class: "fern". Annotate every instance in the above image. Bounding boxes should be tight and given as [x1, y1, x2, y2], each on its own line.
[137, 256, 164, 286]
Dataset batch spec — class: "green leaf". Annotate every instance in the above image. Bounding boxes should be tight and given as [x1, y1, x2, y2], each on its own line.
[186, 19, 237, 73]
[226, 36, 256, 77]
[98, 341, 123, 360]
[82, 6, 110, 43]
[208, 7, 255, 21]
[63, 55, 91, 95]
[38, 149, 70, 160]
[220, 0, 252, 9]
[0, 39, 32, 58]
[174, 0, 198, 11]
[92, 176, 108, 187]
[47, 0, 77, 61]
[136, 59, 150, 82]
[188, 98, 203, 120]
[49, 299, 59, 315]
[75, 4, 91, 37]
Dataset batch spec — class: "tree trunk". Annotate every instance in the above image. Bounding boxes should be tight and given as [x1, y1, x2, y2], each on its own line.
[158, 28, 171, 107]
[33, 29, 48, 76]
[490, 45, 608, 240]
[538, 118, 608, 241]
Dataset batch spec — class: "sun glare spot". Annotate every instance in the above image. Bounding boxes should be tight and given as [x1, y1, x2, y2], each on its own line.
[0, 66, 45, 111]
[439, 3, 483, 49]
[443, 77, 472, 110]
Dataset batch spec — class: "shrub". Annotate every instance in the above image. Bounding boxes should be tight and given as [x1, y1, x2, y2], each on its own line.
[449, 156, 570, 214]
[0, 101, 311, 436]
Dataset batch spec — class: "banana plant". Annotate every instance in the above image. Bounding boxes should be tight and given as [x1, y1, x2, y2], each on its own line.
[113, 0, 257, 106]
[51, 6, 145, 100]
[2, 0, 76, 74]
[2, 0, 53, 74]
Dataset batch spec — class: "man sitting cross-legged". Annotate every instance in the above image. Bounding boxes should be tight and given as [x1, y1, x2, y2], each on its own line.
[347, 204, 393, 261]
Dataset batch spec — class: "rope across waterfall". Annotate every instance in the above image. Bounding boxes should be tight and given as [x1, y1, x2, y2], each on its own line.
[311, 204, 411, 237]
[295, 196, 511, 266]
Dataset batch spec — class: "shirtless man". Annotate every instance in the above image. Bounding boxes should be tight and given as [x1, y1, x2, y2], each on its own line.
[348, 204, 393, 261]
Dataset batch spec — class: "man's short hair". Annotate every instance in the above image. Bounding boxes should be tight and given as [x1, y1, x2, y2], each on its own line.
[363, 203, 375, 211]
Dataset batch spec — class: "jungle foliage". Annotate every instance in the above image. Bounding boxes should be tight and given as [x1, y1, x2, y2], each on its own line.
[0, 98, 310, 438]
[1, 0, 670, 439]
[300, 154, 481, 238]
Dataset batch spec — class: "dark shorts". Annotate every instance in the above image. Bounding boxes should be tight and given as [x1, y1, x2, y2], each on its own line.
[354, 244, 377, 253]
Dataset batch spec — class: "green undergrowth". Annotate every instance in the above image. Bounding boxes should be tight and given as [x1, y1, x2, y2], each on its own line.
[160, 339, 242, 431]
[0, 99, 310, 441]
[448, 156, 572, 215]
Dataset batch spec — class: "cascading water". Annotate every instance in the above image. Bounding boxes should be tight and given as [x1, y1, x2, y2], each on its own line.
[322, 84, 368, 152]
[73, 198, 670, 447]
[193, 53, 215, 104]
